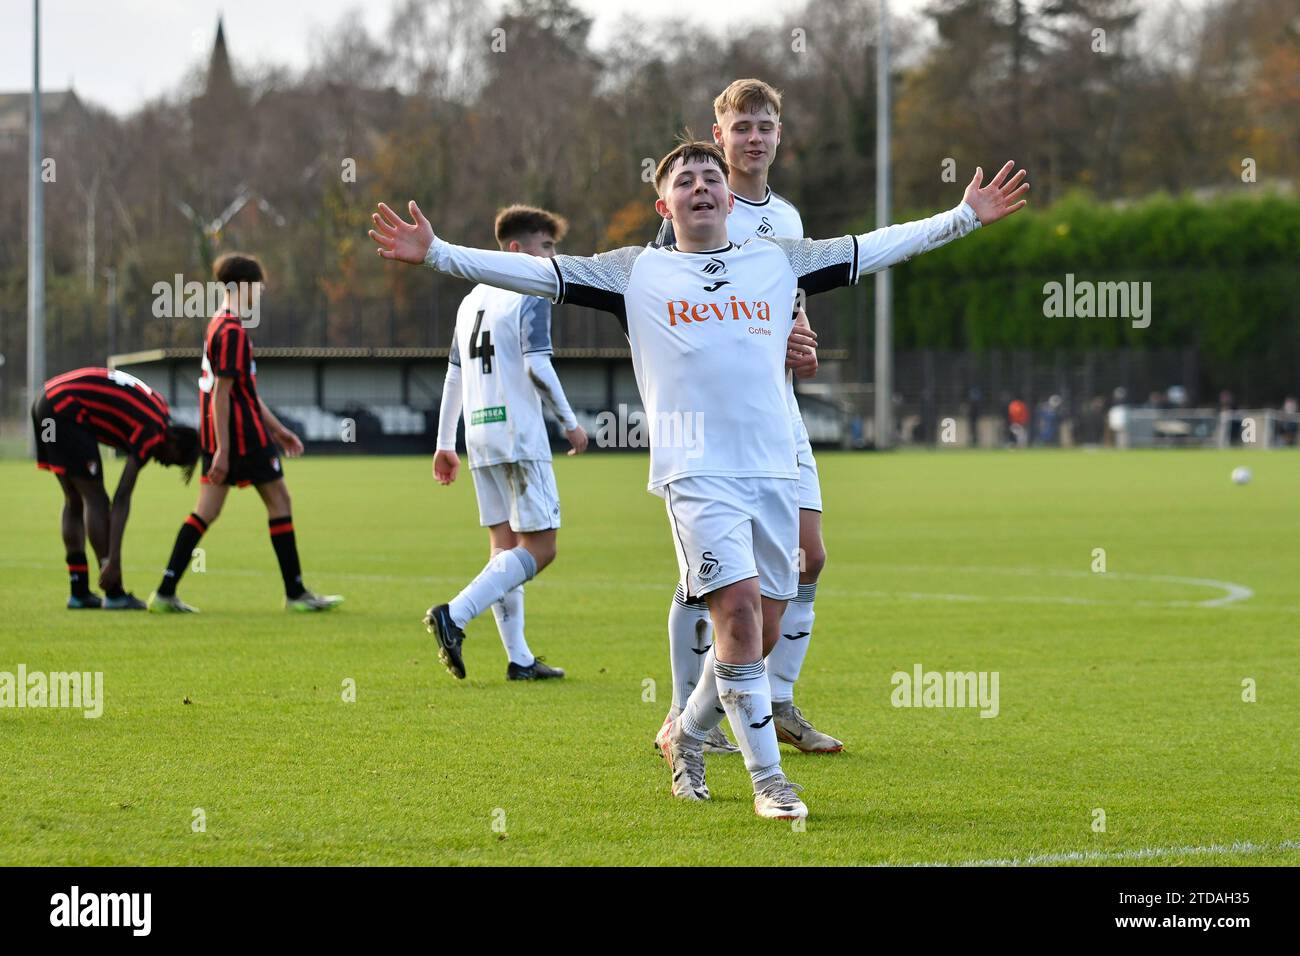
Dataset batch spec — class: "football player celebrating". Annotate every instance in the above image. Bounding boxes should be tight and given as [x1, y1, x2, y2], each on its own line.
[148, 253, 342, 613]
[371, 143, 1028, 819]
[32, 367, 201, 609]
[428, 205, 586, 681]
[654, 79, 841, 755]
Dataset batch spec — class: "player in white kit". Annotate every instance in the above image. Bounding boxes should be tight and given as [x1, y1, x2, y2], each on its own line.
[425, 206, 587, 682]
[654, 80, 843, 755]
[371, 144, 1029, 818]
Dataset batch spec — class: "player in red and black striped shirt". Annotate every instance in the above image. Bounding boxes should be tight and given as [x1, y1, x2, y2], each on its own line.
[32, 367, 201, 609]
[149, 252, 342, 613]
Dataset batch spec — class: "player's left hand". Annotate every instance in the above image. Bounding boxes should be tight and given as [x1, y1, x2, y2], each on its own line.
[99, 559, 121, 593]
[786, 317, 818, 378]
[566, 425, 588, 456]
[278, 429, 304, 457]
[962, 160, 1030, 225]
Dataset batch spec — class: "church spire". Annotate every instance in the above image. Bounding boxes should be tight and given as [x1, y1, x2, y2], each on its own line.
[206, 16, 237, 99]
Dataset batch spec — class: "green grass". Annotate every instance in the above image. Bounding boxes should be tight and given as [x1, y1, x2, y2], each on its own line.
[1, 449, 1297, 866]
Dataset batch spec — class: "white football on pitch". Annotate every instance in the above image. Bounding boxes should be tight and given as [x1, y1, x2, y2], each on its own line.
[1231, 466, 1252, 485]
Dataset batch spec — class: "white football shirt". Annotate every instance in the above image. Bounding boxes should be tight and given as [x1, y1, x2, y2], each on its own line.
[426, 201, 983, 490]
[450, 285, 556, 467]
[657, 187, 807, 430]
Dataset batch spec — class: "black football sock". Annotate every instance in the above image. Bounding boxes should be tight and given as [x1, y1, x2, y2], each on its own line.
[157, 513, 207, 597]
[269, 516, 306, 599]
[67, 551, 91, 598]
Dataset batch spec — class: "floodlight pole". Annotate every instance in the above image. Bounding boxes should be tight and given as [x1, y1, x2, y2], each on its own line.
[27, 0, 45, 456]
[873, 0, 893, 449]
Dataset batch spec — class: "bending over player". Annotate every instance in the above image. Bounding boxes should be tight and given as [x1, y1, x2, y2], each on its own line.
[426, 205, 586, 681]
[371, 143, 1028, 819]
[33, 367, 201, 609]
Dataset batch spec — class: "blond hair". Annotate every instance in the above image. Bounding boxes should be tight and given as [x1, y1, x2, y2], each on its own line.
[713, 78, 782, 122]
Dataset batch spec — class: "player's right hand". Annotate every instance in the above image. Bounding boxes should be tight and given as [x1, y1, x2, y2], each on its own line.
[566, 425, 588, 456]
[370, 201, 435, 264]
[208, 448, 229, 485]
[433, 449, 460, 485]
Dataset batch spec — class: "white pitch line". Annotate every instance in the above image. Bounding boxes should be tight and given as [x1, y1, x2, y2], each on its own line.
[900, 839, 1300, 867]
[0, 559, 1268, 610]
[867, 564, 1256, 609]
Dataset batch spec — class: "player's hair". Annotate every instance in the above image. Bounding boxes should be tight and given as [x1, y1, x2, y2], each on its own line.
[494, 205, 569, 248]
[653, 140, 730, 194]
[164, 425, 202, 484]
[213, 252, 265, 286]
[713, 78, 783, 122]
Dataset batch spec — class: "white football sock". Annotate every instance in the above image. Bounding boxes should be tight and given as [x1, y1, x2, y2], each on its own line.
[448, 546, 537, 628]
[668, 585, 713, 711]
[678, 646, 725, 741]
[715, 658, 782, 788]
[766, 582, 817, 703]
[491, 585, 534, 666]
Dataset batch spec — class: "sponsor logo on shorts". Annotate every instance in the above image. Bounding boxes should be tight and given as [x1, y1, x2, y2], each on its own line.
[88, 462, 98, 476]
[470, 406, 507, 425]
[272, 457, 281, 472]
[697, 550, 721, 582]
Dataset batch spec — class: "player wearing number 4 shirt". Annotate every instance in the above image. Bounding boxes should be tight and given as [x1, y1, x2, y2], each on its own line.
[148, 253, 342, 614]
[371, 142, 1030, 820]
[426, 206, 587, 682]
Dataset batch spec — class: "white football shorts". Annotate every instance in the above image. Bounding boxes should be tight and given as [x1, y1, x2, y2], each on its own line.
[471, 459, 561, 532]
[663, 475, 799, 601]
[793, 413, 822, 512]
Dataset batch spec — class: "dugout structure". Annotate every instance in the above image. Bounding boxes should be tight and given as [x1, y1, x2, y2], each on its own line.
[108, 346, 844, 453]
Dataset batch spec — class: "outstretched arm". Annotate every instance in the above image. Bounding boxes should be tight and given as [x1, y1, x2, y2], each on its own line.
[778, 160, 1029, 295]
[370, 201, 559, 299]
[857, 161, 1029, 275]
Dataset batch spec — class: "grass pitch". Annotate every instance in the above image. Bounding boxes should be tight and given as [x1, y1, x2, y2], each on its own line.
[0, 448, 1297, 866]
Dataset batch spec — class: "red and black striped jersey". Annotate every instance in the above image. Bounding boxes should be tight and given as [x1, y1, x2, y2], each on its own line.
[199, 311, 269, 456]
[43, 367, 172, 463]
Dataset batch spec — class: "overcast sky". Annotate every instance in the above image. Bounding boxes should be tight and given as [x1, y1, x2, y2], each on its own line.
[0, 0, 944, 115]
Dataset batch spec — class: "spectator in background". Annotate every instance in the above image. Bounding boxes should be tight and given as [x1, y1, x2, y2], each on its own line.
[1081, 395, 1106, 445]
[1280, 396, 1298, 447]
[967, 385, 983, 447]
[1105, 387, 1128, 447]
[1219, 390, 1241, 445]
[1035, 394, 1063, 446]
[1007, 398, 1030, 448]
